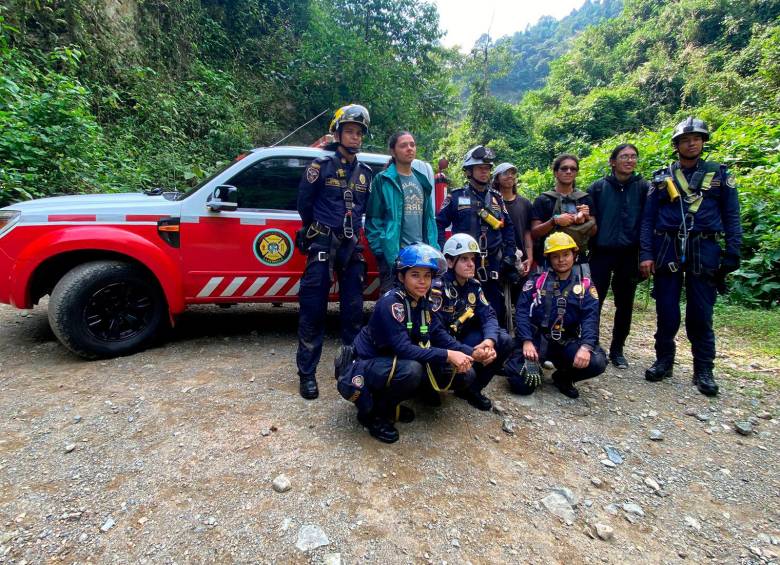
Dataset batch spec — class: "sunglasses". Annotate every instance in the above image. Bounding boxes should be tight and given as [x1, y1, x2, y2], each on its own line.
[558, 166, 578, 172]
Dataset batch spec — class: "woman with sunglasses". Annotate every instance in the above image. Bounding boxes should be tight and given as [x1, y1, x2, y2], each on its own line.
[586, 144, 650, 369]
[530, 154, 597, 268]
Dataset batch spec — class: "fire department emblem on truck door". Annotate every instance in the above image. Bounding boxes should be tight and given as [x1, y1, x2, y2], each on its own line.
[253, 229, 293, 267]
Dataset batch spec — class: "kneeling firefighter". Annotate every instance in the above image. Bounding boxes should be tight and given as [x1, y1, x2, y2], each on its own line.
[505, 232, 607, 398]
[433, 233, 513, 411]
[295, 104, 374, 400]
[335, 244, 475, 443]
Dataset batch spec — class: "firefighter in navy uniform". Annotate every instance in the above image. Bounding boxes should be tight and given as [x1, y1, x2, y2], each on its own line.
[295, 104, 374, 399]
[436, 145, 519, 326]
[335, 244, 475, 443]
[505, 233, 607, 399]
[640, 117, 742, 397]
[433, 233, 514, 411]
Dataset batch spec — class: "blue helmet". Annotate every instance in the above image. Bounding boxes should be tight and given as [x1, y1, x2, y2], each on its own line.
[395, 244, 447, 275]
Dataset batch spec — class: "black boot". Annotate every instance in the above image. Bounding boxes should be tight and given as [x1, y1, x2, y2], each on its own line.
[357, 412, 399, 443]
[397, 404, 415, 423]
[455, 388, 492, 411]
[334, 345, 355, 380]
[299, 374, 319, 399]
[645, 360, 673, 382]
[552, 370, 579, 399]
[693, 367, 719, 397]
[609, 350, 629, 369]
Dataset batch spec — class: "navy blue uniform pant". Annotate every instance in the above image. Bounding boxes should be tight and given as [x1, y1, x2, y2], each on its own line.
[589, 246, 639, 355]
[653, 271, 716, 370]
[337, 357, 424, 419]
[478, 253, 507, 328]
[460, 329, 514, 392]
[296, 246, 364, 379]
[505, 338, 607, 395]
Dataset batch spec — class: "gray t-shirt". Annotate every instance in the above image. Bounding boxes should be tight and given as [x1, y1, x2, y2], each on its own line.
[399, 173, 425, 247]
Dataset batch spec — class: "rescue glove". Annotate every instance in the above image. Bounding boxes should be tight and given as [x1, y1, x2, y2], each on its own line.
[295, 226, 311, 253]
[523, 360, 542, 389]
[501, 256, 522, 286]
[718, 253, 740, 275]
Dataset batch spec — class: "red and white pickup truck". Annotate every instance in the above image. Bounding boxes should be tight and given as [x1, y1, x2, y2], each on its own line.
[0, 146, 440, 359]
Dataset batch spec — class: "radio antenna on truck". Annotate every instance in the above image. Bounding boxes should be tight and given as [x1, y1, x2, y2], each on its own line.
[270, 109, 330, 147]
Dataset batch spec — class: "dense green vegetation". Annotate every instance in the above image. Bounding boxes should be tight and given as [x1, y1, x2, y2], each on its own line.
[1, 0, 778, 305]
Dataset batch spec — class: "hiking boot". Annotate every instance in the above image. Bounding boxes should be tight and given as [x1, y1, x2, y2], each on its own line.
[397, 404, 415, 423]
[552, 370, 579, 399]
[299, 374, 319, 399]
[357, 412, 399, 443]
[455, 388, 492, 411]
[645, 360, 673, 382]
[693, 367, 719, 397]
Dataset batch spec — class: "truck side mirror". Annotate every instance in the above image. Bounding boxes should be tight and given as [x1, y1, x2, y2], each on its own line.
[206, 185, 238, 212]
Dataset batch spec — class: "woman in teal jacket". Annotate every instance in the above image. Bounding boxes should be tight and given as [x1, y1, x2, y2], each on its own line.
[366, 131, 440, 291]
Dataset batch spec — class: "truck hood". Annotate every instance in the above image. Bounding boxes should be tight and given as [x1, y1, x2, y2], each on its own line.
[4, 193, 181, 215]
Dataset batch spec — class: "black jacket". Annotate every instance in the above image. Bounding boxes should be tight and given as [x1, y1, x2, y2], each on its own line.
[588, 174, 649, 249]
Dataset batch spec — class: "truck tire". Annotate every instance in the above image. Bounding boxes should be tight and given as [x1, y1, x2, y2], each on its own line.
[48, 261, 166, 359]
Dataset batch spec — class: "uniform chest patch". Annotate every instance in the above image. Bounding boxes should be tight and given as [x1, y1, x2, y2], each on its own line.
[306, 166, 320, 184]
[573, 284, 583, 296]
[467, 292, 476, 304]
[391, 303, 406, 323]
[359, 173, 366, 185]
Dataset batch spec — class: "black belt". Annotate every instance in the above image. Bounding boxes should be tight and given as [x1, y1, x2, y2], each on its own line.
[655, 229, 720, 240]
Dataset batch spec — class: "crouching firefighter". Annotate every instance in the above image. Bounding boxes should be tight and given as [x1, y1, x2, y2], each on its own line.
[294, 104, 374, 399]
[505, 233, 607, 398]
[639, 117, 742, 397]
[436, 145, 519, 327]
[433, 233, 513, 411]
[334, 244, 475, 443]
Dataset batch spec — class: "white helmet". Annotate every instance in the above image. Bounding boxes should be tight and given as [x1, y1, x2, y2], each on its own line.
[443, 233, 480, 258]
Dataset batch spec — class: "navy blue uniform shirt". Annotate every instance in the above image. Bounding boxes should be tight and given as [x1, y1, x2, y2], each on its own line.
[432, 271, 499, 343]
[515, 271, 600, 348]
[436, 184, 517, 257]
[353, 287, 473, 364]
[297, 153, 373, 230]
[640, 160, 742, 262]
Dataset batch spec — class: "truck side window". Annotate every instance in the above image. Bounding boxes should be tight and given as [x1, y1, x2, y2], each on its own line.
[227, 157, 314, 211]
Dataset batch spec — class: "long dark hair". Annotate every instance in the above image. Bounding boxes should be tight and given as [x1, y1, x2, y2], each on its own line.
[384, 130, 414, 170]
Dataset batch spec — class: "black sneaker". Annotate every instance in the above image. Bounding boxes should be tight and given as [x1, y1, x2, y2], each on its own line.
[455, 388, 492, 411]
[357, 412, 399, 443]
[609, 352, 629, 369]
[645, 361, 673, 382]
[552, 371, 579, 399]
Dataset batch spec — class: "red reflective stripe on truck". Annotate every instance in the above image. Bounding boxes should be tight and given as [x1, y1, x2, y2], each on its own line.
[48, 214, 97, 222]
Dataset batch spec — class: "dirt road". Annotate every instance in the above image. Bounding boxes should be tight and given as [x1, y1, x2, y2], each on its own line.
[0, 300, 777, 564]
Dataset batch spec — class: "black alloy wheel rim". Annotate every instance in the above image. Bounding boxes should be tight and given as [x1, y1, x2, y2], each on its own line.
[83, 281, 154, 342]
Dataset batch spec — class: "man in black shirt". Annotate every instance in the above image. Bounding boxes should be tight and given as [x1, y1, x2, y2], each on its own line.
[587, 144, 650, 368]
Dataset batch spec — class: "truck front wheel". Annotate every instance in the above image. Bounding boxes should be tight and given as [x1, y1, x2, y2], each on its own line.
[49, 261, 166, 359]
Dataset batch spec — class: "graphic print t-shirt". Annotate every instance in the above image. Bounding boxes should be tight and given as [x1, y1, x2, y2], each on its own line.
[399, 173, 424, 246]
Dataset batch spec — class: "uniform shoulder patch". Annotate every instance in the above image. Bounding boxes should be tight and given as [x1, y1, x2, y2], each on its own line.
[589, 286, 599, 300]
[431, 294, 443, 312]
[522, 279, 534, 292]
[351, 375, 364, 388]
[391, 302, 406, 323]
[479, 289, 489, 306]
[306, 165, 320, 184]
[725, 174, 736, 188]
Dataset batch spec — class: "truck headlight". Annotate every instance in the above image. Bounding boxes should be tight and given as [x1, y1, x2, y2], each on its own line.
[0, 210, 21, 237]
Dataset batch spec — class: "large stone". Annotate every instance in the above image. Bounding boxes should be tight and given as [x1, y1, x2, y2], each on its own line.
[295, 524, 330, 552]
[735, 421, 753, 436]
[603, 446, 623, 465]
[595, 523, 614, 541]
[272, 474, 291, 493]
[623, 503, 645, 517]
[541, 492, 575, 525]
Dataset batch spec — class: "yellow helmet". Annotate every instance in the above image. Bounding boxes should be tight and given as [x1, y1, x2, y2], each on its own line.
[544, 232, 578, 255]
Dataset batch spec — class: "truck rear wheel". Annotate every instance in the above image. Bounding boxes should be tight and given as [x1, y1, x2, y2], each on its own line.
[48, 261, 166, 359]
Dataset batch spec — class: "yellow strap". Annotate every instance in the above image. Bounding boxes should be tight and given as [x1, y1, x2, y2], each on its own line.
[385, 356, 398, 388]
[419, 340, 455, 392]
[673, 168, 706, 213]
